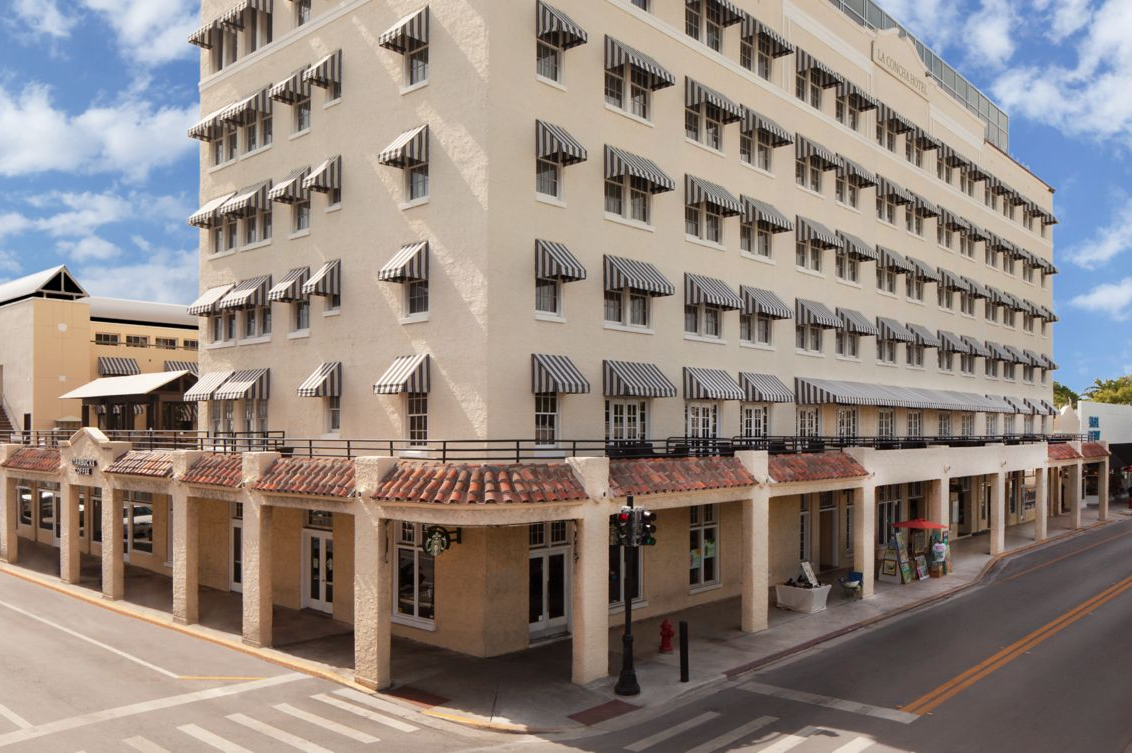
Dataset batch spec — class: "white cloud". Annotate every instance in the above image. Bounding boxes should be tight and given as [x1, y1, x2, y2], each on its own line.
[77, 247, 198, 304]
[0, 213, 33, 240]
[1068, 277, 1133, 320]
[0, 250, 22, 275]
[57, 236, 121, 262]
[1046, 0, 1093, 41]
[963, 0, 1017, 68]
[867, 0, 963, 54]
[79, 0, 198, 67]
[1062, 202, 1133, 269]
[12, 0, 76, 40]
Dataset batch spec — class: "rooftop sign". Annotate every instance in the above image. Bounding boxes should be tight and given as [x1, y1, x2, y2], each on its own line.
[872, 40, 929, 100]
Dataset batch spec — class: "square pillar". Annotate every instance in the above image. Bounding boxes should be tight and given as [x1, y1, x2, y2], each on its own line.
[101, 486, 124, 600]
[353, 503, 391, 690]
[1054, 467, 1065, 515]
[60, 483, 81, 584]
[1067, 463, 1082, 529]
[741, 488, 770, 633]
[928, 477, 949, 529]
[572, 503, 610, 685]
[242, 496, 273, 647]
[989, 472, 1005, 555]
[1033, 467, 1048, 542]
[852, 484, 876, 599]
[1, 476, 18, 564]
[171, 490, 199, 625]
[1097, 458, 1110, 521]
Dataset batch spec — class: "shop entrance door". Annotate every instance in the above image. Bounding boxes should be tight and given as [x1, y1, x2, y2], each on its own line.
[302, 529, 334, 613]
[38, 487, 60, 547]
[528, 547, 570, 639]
[818, 507, 837, 570]
[229, 518, 243, 593]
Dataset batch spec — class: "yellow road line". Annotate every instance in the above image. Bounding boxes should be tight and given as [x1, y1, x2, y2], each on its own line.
[1002, 532, 1129, 582]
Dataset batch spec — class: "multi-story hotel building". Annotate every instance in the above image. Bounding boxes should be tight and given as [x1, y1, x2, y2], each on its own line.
[0, 0, 1112, 695]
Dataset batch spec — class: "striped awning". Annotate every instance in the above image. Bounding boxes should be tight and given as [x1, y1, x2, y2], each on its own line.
[837, 231, 877, 261]
[796, 49, 842, 88]
[964, 222, 988, 241]
[604, 36, 675, 89]
[374, 353, 430, 394]
[188, 105, 227, 142]
[603, 255, 674, 296]
[685, 273, 743, 310]
[906, 256, 939, 283]
[187, 284, 234, 316]
[839, 157, 876, 187]
[603, 360, 676, 398]
[268, 166, 311, 203]
[604, 145, 674, 192]
[876, 103, 915, 133]
[184, 371, 234, 402]
[188, 192, 236, 228]
[98, 357, 140, 377]
[741, 109, 792, 146]
[298, 362, 342, 398]
[796, 136, 841, 170]
[741, 196, 792, 233]
[685, 78, 743, 122]
[962, 337, 990, 358]
[215, 369, 270, 401]
[188, 21, 216, 48]
[837, 308, 878, 336]
[684, 367, 744, 401]
[217, 275, 272, 310]
[267, 267, 310, 302]
[164, 361, 199, 376]
[531, 354, 590, 394]
[838, 81, 878, 111]
[1000, 291, 1027, 311]
[1037, 304, 1058, 322]
[1005, 345, 1037, 365]
[907, 324, 941, 349]
[876, 176, 914, 204]
[1038, 353, 1058, 370]
[1002, 396, 1035, 415]
[796, 299, 840, 329]
[978, 395, 1014, 414]
[914, 130, 942, 150]
[965, 163, 991, 182]
[937, 330, 970, 354]
[877, 317, 915, 343]
[937, 208, 968, 231]
[536, 0, 588, 49]
[269, 68, 310, 104]
[685, 174, 742, 215]
[302, 260, 341, 298]
[303, 156, 341, 193]
[377, 242, 428, 282]
[379, 6, 429, 53]
[535, 240, 586, 281]
[961, 275, 989, 298]
[796, 378, 928, 408]
[536, 120, 587, 165]
[1038, 398, 1058, 415]
[944, 145, 970, 169]
[217, 89, 271, 126]
[796, 216, 839, 248]
[877, 246, 913, 274]
[739, 372, 793, 403]
[912, 193, 940, 218]
[378, 124, 429, 167]
[303, 50, 342, 90]
[219, 182, 271, 217]
[739, 16, 792, 57]
[704, 0, 745, 25]
[985, 341, 1012, 362]
[740, 286, 791, 319]
[937, 268, 968, 292]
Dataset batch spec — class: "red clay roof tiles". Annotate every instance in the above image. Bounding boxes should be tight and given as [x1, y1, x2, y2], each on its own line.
[182, 453, 243, 487]
[1047, 443, 1082, 461]
[1, 448, 61, 473]
[769, 452, 868, 484]
[105, 450, 173, 478]
[374, 461, 587, 504]
[607, 456, 755, 497]
[1080, 442, 1110, 459]
[252, 457, 355, 498]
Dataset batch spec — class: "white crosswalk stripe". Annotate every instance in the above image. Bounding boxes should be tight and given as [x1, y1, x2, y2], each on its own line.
[831, 737, 876, 753]
[331, 688, 419, 721]
[625, 711, 721, 751]
[123, 738, 172, 753]
[227, 713, 336, 753]
[741, 725, 817, 753]
[683, 715, 779, 753]
[274, 702, 379, 743]
[312, 693, 419, 733]
[178, 724, 255, 753]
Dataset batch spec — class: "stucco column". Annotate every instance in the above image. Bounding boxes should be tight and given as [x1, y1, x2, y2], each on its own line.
[740, 487, 770, 633]
[171, 489, 199, 625]
[1054, 467, 1064, 516]
[1, 475, 18, 564]
[1097, 458, 1110, 521]
[242, 494, 273, 647]
[60, 483, 81, 584]
[1033, 467, 1048, 542]
[353, 502, 391, 690]
[565, 455, 612, 686]
[101, 485, 123, 599]
[852, 484, 876, 599]
[928, 477, 949, 529]
[989, 472, 1005, 555]
[1067, 462, 1083, 529]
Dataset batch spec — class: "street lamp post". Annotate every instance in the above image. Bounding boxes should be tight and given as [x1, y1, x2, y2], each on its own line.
[614, 494, 640, 696]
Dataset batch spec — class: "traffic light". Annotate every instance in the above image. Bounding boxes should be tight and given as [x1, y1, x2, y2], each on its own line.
[637, 510, 658, 546]
[612, 506, 634, 545]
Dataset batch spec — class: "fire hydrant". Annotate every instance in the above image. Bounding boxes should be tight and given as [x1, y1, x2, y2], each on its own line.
[659, 619, 675, 653]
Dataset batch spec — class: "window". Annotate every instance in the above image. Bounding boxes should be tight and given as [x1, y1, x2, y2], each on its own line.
[535, 276, 560, 315]
[985, 300, 998, 323]
[906, 343, 925, 367]
[292, 300, 310, 331]
[607, 175, 651, 224]
[536, 41, 561, 82]
[834, 250, 858, 283]
[293, 200, 310, 232]
[685, 205, 723, 244]
[835, 330, 859, 358]
[605, 66, 651, 120]
[1002, 254, 1016, 276]
[242, 306, 271, 339]
[213, 126, 237, 166]
[836, 408, 858, 438]
[1024, 415, 1035, 434]
[295, 0, 311, 26]
[906, 207, 924, 236]
[876, 195, 898, 224]
[743, 226, 771, 258]
[960, 172, 975, 196]
[684, 304, 722, 339]
[876, 485, 899, 544]
[937, 286, 954, 310]
[741, 404, 768, 438]
[960, 292, 975, 317]
[936, 154, 952, 183]
[1023, 314, 1034, 333]
[834, 174, 858, 208]
[795, 239, 822, 272]
[534, 393, 558, 445]
[937, 412, 953, 437]
[604, 289, 650, 328]
[985, 358, 999, 378]
[406, 393, 428, 444]
[605, 399, 648, 442]
[795, 323, 823, 353]
[743, 131, 774, 171]
[294, 95, 311, 133]
[937, 225, 954, 250]
[907, 410, 923, 436]
[326, 396, 341, 433]
[689, 505, 719, 589]
[906, 274, 925, 302]
[1003, 308, 1016, 328]
[16, 486, 31, 526]
[906, 139, 924, 167]
[686, 1, 726, 52]
[960, 353, 975, 374]
[94, 333, 119, 346]
[796, 407, 819, 437]
[835, 95, 859, 130]
[155, 337, 176, 350]
[1023, 264, 1035, 284]
[741, 313, 773, 345]
[795, 156, 821, 192]
[407, 164, 429, 201]
[243, 398, 268, 434]
[210, 313, 235, 343]
[960, 413, 975, 437]
[986, 413, 998, 436]
[878, 409, 895, 438]
[741, 35, 774, 80]
[1004, 362, 1016, 381]
[406, 41, 429, 86]
[685, 402, 718, 438]
[125, 491, 154, 556]
[685, 103, 724, 151]
[1023, 365, 1035, 383]
[938, 350, 954, 371]
[396, 523, 435, 625]
[876, 261, 897, 294]
[795, 70, 823, 109]
[877, 337, 897, 364]
[960, 235, 975, 258]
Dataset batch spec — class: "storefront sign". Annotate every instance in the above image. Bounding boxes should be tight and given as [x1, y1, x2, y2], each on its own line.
[873, 43, 929, 99]
[71, 458, 97, 476]
[421, 526, 461, 557]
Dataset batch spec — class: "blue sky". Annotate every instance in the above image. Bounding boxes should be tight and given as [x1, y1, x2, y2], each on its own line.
[0, 0, 1129, 392]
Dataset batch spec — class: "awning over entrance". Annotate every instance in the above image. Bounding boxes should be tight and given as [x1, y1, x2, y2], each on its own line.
[535, 240, 586, 282]
[603, 255, 674, 296]
[739, 372, 793, 403]
[531, 354, 590, 394]
[187, 284, 235, 316]
[603, 360, 676, 398]
[378, 242, 428, 282]
[683, 367, 743, 401]
[685, 273, 743, 310]
[604, 145, 675, 192]
[184, 371, 234, 402]
[61, 370, 193, 401]
[215, 369, 270, 401]
[298, 362, 342, 398]
[374, 354, 430, 394]
[97, 357, 140, 377]
[740, 286, 791, 319]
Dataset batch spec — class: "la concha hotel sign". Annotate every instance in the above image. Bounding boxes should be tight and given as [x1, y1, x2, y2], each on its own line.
[872, 41, 929, 100]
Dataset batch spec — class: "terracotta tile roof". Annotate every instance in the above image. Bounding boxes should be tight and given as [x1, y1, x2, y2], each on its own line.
[252, 457, 355, 498]
[607, 456, 755, 497]
[769, 452, 868, 484]
[1047, 443, 1082, 461]
[1080, 442, 1110, 459]
[1, 448, 61, 473]
[105, 450, 173, 478]
[182, 453, 243, 487]
[374, 461, 587, 504]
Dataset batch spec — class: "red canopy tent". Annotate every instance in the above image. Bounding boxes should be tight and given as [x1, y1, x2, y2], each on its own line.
[892, 518, 948, 530]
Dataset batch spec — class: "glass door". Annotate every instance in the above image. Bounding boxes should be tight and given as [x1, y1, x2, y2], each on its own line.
[39, 486, 60, 546]
[528, 548, 570, 639]
[230, 518, 243, 592]
[302, 528, 334, 613]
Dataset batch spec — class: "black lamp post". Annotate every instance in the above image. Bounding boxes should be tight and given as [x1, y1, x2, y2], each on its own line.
[614, 494, 640, 696]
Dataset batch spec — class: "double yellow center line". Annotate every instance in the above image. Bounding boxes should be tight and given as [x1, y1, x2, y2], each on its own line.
[903, 574, 1132, 716]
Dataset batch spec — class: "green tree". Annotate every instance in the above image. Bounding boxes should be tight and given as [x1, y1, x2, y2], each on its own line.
[1052, 381, 1079, 408]
[1081, 375, 1132, 405]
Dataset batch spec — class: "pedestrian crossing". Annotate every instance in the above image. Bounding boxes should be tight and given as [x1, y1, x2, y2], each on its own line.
[616, 712, 903, 753]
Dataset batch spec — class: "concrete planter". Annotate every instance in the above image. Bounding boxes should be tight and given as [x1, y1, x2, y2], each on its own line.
[775, 584, 832, 613]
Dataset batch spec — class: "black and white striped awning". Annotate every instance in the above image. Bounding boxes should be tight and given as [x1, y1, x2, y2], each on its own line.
[379, 6, 429, 53]
[536, 121, 587, 165]
[268, 166, 311, 203]
[378, 125, 429, 167]
[964, 222, 989, 241]
[303, 156, 341, 193]
[374, 354, 430, 394]
[877, 246, 913, 274]
[985, 232, 1010, 253]
[188, 105, 227, 142]
[796, 49, 842, 87]
[965, 163, 991, 182]
[938, 208, 969, 231]
[219, 182, 271, 217]
[704, 0, 745, 25]
[740, 286, 791, 319]
[303, 50, 342, 90]
[1039, 398, 1058, 415]
[796, 378, 928, 408]
[1036, 304, 1057, 322]
[685, 273, 743, 310]
[298, 362, 342, 398]
[1001, 241, 1027, 260]
[685, 78, 743, 122]
[378, 242, 428, 283]
[739, 16, 792, 56]
[876, 176, 914, 204]
[739, 372, 793, 403]
[1001, 396, 1034, 414]
[741, 109, 792, 146]
[795, 136, 841, 170]
[603, 360, 676, 398]
[684, 367, 744, 401]
[796, 299, 841, 329]
[944, 146, 971, 169]
[877, 103, 915, 133]
[535, 240, 586, 282]
[937, 330, 970, 354]
[302, 260, 341, 298]
[906, 256, 940, 283]
[536, 0, 588, 49]
[187, 284, 235, 316]
[217, 275, 272, 310]
[1000, 291, 1027, 311]
[603, 255, 674, 296]
[531, 354, 590, 394]
[215, 369, 270, 401]
[1004, 345, 1037, 365]
[877, 317, 915, 343]
[217, 88, 271, 126]
[604, 36, 675, 89]
[267, 267, 310, 302]
[914, 130, 942, 150]
[685, 174, 742, 215]
[964, 337, 991, 358]
[189, 21, 216, 48]
[837, 231, 877, 261]
[98, 357, 141, 377]
[912, 193, 940, 218]
[839, 157, 876, 187]
[837, 308, 878, 336]
[184, 371, 234, 402]
[604, 145, 674, 192]
[906, 324, 941, 349]
[961, 276, 989, 298]
[796, 216, 839, 249]
[188, 192, 236, 228]
[937, 268, 968, 292]
[838, 81, 878, 111]
[741, 196, 792, 233]
[164, 361, 199, 376]
[269, 68, 310, 104]
[1037, 352, 1057, 370]
[985, 341, 1012, 362]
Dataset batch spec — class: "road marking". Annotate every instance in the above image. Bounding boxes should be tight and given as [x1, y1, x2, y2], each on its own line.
[0, 599, 179, 678]
[905, 575, 1132, 715]
[625, 711, 720, 751]
[178, 724, 254, 753]
[0, 673, 304, 749]
[228, 713, 335, 753]
[1003, 532, 1128, 582]
[178, 676, 269, 681]
[831, 737, 875, 753]
[123, 737, 173, 753]
[312, 693, 419, 732]
[0, 703, 30, 730]
[274, 703, 379, 743]
[684, 716, 778, 753]
[744, 726, 816, 753]
[332, 688, 418, 719]
[740, 682, 918, 724]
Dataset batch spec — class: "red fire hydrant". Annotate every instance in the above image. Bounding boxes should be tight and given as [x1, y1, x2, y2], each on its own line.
[659, 619, 675, 654]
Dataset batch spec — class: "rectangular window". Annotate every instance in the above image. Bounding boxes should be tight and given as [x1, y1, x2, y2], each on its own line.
[605, 399, 648, 442]
[604, 68, 624, 109]
[878, 409, 895, 438]
[293, 201, 310, 232]
[795, 324, 822, 353]
[837, 408, 858, 438]
[534, 393, 558, 445]
[293, 300, 310, 331]
[407, 44, 429, 86]
[535, 277, 560, 315]
[295, 0, 311, 25]
[835, 331, 859, 358]
[629, 68, 650, 119]
[604, 289, 649, 328]
[294, 96, 311, 132]
[535, 159, 561, 198]
[685, 402, 718, 439]
[404, 280, 428, 316]
[326, 396, 341, 433]
[406, 393, 428, 445]
[906, 343, 925, 367]
[396, 523, 435, 624]
[689, 505, 719, 589]
[741, 404, 767, 438]
[796, 407, 819, 437]
[835, 250, 858, 283]
[536, 41, 561, 82]
[684, 304, 722, 339]
[94, 333, 120, 346]
[938, 350, 954, 371]
[938, 412, 953, 437]
[155, 337, 176, 350]
[877, 338, 897, 364]
[407, 164, 429, 201]
[907, 410, 923, 437]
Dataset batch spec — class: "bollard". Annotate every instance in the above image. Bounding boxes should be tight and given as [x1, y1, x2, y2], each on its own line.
[679, 620, 689, 683]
